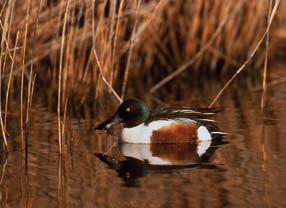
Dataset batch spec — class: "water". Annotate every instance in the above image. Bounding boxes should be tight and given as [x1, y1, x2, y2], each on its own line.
[1, 65, 286, 207]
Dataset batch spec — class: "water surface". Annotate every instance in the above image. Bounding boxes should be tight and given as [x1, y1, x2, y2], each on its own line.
[1, 65, 286, 208]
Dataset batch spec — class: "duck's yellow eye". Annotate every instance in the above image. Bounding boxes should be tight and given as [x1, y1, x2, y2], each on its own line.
[126, 107, 131, 112]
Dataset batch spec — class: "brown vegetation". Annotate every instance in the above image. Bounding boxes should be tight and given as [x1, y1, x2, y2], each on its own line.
[0, 0, 282, 148]
[1, 1, 280, 103]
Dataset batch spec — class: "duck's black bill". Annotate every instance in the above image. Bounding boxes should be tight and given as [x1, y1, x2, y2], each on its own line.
[94, 115, 122, 131]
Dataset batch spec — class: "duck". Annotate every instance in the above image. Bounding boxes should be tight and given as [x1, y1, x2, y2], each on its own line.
[95, 98, 224, 143]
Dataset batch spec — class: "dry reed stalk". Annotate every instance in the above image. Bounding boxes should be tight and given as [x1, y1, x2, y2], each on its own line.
[123, 0, 166, 52]
[62, 96, 68, 139]
[57, 154, 62, 190]
[20, 0, 31, 150]
[25, 71, 36, 121]
[0, 71, 8, 149]
[78, 27, 92, 105]
[58, 0, 70, 154]
[92, 0, 122, 103]
[261, 0, 272, 110]
[0, 4, 12, 148]
[0, 1, 15, 66]
[0, 2, 16, 126]
[4, 31, 19, 130]
[62, 2, 77, 106]
[121, 0, 141, 100]
[0, 13, 12, 143]
[261, 0, 273, 177]
[0, 156, 7, 184]
[6, 0, 15, 52]
[92, 0, 103, 101]
[26, 0, 43, 124]
[209, 0, 280, 108]
[68, 5, 81, 99]
[0, 0, 8, 18]
[30, 74, 36, 108]
[92, 48, 122, 103]
[150, 2, 232, 94]
[108, 0, 118, 87]
[1, 48, 8, 81]
[0, 0, 277, 114]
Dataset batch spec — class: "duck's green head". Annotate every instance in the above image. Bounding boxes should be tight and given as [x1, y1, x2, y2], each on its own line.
[95, 99, 150, 130]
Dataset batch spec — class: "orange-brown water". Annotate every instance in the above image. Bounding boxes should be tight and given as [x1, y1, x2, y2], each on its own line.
[1, 64, 286, 208]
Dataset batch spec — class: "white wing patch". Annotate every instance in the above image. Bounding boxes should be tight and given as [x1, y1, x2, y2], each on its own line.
[197, 126, 212, 141]
[196, 140, 212, 157]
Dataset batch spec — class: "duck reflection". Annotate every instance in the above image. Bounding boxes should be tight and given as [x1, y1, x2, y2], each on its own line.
[95, 137, 226, 186]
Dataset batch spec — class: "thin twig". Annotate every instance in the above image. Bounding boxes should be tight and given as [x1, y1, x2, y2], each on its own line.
[208, 0, 280, 108]
[0, 46, 22, 56]
[92, 49, 122, 103]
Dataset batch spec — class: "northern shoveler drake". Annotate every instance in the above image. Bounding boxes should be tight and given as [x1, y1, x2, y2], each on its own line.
[95, 99, 224, 143]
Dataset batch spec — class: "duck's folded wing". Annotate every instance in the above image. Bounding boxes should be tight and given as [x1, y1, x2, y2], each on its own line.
[146, 107, 223, 124]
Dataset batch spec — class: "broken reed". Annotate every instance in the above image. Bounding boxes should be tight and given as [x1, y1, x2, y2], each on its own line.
[0, 0, 279, 124]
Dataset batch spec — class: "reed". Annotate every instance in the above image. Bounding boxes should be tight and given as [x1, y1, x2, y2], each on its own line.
[121, 0, 141, 100]
[25, 0, 42, 125]
[0, 0, 282, 138]
[19, 0, 31, 150]
[209, 0, 280, 107]
[57, 0, 70, 154]
[261, 0, 273, 110]
[0, 1, 12, 148]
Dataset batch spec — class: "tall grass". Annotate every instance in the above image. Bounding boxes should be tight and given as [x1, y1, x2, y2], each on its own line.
[0, 0, 282, 148]
[208, 0, 280, 107]
[1, 0, 278, 100]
